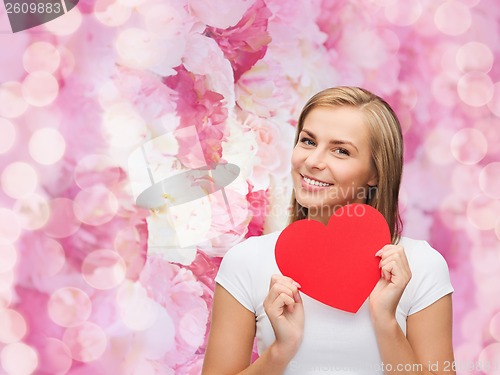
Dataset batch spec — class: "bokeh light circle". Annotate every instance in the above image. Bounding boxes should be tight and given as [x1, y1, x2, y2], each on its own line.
[29, 128, 66, 165]
[82, 250, 126, 290]
[37, 338, 72, 375]
[0, 242, 17, 273]
[0, 208, 21, 243]
[0, 82, 28, 118]
[466, 195, 500, 230]
[423, 128, 455, 165]
[479, 162, 500, 199]
[384, 1, 422, 26]
[73, 186, 119, 226]
[1, 162, 38, 199]
[13, 194, 51, 230]
[48, 287, 92, 328]
[457, 72, 494, 107]
[1, 342, 38, 375]
[62, 322, 107, 362]
[94, 0, 132, 26]
[74, 154, 121, 189]
[23, 42, 61, 74]
[451, 128, 487, 165]
[434, 1, 471, 36]
[22, 72, 59, 107]
[456, 42, 494, 73]
[102, 102, 148, 148]
[116, 281, 159, 331]
[0, 118, 16, 154]
[44, 7, 82, 35]
[478, 343, 500, 375]
[44, 198, 81, 238]
[0, 309, 26, 343]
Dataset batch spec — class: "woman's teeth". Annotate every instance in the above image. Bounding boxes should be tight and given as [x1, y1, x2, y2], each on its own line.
[303, 176, 331, 187]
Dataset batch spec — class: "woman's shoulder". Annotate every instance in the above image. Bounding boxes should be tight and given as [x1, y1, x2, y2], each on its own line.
[221, 230, 283, 262]
[398, 236, 449, 269]
[215, 230, 283, 307]
[398, 236, 453, 314]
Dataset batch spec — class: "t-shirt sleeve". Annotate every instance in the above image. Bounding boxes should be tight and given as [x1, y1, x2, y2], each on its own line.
[405, 240, 454, 316]
[215, 239, 256, 314]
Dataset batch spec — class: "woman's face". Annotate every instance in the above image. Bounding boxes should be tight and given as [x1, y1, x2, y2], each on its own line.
[291, 106, 378, 223]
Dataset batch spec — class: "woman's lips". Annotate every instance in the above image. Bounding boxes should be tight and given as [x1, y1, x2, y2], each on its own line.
[300, 174, 332, 191]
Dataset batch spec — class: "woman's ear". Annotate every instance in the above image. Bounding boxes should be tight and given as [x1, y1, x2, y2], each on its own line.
[367, 172, 378, 188]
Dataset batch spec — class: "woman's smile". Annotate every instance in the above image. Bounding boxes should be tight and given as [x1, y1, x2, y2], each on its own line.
[300, 174, 333, 190]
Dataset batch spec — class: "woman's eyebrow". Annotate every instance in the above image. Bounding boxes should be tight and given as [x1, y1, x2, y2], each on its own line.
[301, 129, 359, 152]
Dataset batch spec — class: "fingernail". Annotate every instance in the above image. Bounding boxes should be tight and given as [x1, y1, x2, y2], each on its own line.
[375, 250, 382, 257]
[294, 281, 302, 289]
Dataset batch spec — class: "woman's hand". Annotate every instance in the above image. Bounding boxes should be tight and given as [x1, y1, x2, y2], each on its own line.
[263, 274, 304, 361]
[369, 244, 412, 323]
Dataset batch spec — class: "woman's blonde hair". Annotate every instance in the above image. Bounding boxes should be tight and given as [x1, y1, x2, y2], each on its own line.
[287, 86, 403, 243]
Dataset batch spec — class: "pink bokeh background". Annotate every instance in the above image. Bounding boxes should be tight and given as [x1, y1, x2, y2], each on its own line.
[1, 0, 500, 374]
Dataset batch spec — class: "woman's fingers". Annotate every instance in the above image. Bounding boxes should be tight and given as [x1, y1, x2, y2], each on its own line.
[376, 246, 412, 284]
[269, 275, 300, 298]
[381, 262, 393, 281]
[269, 291, 295, 307]
[269, 274, 301, 289]
[268, 283, 296, 302]
[264, 275, 302, 312]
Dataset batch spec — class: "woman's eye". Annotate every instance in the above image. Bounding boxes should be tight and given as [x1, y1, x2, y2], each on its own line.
[300, 137, 315, 146]
[334, 148, 350, 156]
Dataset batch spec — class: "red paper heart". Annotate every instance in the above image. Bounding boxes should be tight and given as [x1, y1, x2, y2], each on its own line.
[275, 203, 390, 313]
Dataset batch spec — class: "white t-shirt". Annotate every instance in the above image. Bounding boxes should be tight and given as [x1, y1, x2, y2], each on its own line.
[215, 230, 454, 374]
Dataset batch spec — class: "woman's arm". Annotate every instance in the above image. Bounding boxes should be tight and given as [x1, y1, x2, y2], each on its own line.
[202, 284, 256, 374]
[370, 245, 455, 375]
[373, 294, 455, 375]
[202, 278, 303, 375]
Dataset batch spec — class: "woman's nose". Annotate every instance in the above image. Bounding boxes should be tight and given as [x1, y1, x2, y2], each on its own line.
[304, 148, 327, 170]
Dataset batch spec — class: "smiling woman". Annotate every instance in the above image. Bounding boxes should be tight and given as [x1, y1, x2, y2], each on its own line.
[289, 87, 404, 243]
[202, 87, 454, 375]
[291, 106, 378, 225]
